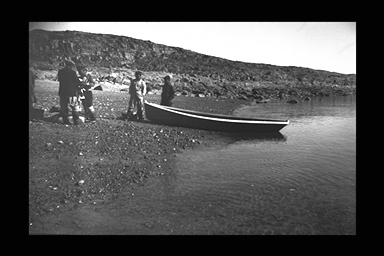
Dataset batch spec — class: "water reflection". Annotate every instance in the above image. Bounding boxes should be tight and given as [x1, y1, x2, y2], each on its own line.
[219, 131, 287, 143]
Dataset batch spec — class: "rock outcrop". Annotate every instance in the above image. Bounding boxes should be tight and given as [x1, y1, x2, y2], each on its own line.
[29, 29, 356, 100]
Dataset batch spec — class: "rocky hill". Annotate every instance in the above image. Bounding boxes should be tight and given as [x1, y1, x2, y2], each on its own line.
[29, 29, 356, 101]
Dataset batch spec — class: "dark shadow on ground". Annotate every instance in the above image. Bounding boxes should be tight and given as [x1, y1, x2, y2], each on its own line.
[29, 108, 45, 121]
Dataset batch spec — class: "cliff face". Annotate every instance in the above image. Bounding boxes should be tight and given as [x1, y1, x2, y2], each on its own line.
[29, 29, 356, 100]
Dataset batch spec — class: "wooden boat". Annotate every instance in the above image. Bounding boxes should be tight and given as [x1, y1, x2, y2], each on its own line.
[144, 101, 289, 132]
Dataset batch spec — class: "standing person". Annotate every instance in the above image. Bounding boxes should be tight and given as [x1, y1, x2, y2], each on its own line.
[29, 68, 37, 109]
[160, 75, 176, 107]
[57, 60, 82, 125]
[126, 71, 146, 121]
[77, 65, 96, 122]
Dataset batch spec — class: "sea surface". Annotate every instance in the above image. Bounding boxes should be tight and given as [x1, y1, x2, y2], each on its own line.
[39, 95, 356, 235]
[87, 95, 355, 235]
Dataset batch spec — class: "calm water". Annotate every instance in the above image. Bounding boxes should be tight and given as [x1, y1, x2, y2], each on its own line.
[49, 95, 355, 235]
[181, 95, 356, 234]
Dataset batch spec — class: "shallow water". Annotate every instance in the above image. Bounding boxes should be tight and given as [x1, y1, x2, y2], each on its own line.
[33, 95, 356, 235]
[171, 96, 356, 234]
[91, 95, 356, 235]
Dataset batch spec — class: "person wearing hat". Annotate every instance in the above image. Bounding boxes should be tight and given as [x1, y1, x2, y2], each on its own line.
[160, 75, 176, 107]
[77, 65, 96, 122]
[126, 71, 146, 121]
[57, 60, 82, 125]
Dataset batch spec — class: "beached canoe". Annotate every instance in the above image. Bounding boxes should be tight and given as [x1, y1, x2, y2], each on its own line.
[144, 101, 289, 132]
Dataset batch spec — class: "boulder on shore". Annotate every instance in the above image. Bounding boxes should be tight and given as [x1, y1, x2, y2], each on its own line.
[287, 99, 299, 104]
[255, 99, 270, 104]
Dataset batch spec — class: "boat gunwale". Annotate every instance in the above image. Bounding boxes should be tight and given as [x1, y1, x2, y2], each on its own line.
[145, 101, 290, 125]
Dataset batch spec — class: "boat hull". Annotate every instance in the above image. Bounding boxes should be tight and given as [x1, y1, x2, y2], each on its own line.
[144, 101, 289, 132]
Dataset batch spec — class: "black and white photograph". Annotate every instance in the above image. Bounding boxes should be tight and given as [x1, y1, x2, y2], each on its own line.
[29, 22, 356, 235]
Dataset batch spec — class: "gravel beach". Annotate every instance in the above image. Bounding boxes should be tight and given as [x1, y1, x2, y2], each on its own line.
[29, 80, 252, 232]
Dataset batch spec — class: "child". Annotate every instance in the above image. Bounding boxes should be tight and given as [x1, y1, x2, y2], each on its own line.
[77, 65, 96, 122]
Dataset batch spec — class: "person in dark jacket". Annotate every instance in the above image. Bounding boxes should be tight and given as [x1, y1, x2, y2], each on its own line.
[160, 75, 176, 106]
[77, 65, 96, 122]
[57, 60, 82, 125]
[29, 68, 37, 109]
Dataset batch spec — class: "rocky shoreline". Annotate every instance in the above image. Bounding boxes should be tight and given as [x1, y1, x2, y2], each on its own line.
[29, 80, 251, 231]
[31, 68, 356, 103]
[29, 29, 356, 104]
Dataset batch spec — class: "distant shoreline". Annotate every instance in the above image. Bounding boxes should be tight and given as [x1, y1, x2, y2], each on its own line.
[29, 29, 356, 103]
[31, 69, 356, 104]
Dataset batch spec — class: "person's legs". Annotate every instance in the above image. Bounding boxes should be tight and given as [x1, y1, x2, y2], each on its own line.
[29, 86, 37, 109]
[88, 105, 96, 121]
[69, 96, 81, 125]
[82, 99, 88, 117]
[126, 95, 136, 120]
[137, 96, 145, 120]
[160, 99, 171, 107]
[59, 97, 70, 124]
[84, 91, 96, 121]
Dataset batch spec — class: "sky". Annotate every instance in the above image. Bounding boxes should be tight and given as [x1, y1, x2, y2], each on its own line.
[29, 22, 356, 75]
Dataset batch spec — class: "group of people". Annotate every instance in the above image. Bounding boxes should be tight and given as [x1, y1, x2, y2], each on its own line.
[57, 60, 96, 125]
[39, 60, 176, 125]
[125, 71, 176, 121]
